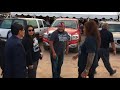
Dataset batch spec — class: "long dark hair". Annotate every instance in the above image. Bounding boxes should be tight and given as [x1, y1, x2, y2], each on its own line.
[84, 20, 101, 48]
[25, 25, 35, 44]
[25, 25, 35, 38]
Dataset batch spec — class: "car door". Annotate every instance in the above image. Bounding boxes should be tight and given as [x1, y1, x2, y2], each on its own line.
[38, 20, 45, 35]
[42, 20, 49, 33]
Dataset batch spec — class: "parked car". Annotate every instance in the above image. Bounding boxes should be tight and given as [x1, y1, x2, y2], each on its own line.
[43, 18, 81, 53]
[0, 18, 49, 42]
[99, 21, 120, 51]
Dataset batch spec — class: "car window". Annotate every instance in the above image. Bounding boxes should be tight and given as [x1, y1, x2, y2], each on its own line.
[51, 20, 77, 29]
[27, 20, 38, 28]
[38, 20, 43, 28]
[43, 20, 48, 27]
[108, 24, 120, 32]
[13, 19, 25, 27]
[0, 19, 12, 29]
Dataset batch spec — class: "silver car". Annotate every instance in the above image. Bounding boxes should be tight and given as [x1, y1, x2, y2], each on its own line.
[0, 18, 49, 41]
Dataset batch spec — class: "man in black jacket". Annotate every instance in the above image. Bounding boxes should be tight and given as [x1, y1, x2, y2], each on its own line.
[97, 23, 116, 76]
[3, 23, 26, 78]
[0, 39, 6, 76]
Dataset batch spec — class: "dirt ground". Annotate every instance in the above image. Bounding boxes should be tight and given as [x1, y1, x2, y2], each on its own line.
[0, 35, 120, 78]
[35, 45, 120, 78]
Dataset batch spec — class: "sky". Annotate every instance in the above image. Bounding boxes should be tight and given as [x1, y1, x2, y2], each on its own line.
[11, 12, 118, 15]
[29, 12, 118, 15]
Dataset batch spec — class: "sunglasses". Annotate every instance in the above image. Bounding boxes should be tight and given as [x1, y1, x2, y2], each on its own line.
[28, 29, 34, 32]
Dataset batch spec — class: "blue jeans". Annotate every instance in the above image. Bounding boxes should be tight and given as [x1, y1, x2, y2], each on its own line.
[98, 48, 114, 74]
[50, 52, 64, 78]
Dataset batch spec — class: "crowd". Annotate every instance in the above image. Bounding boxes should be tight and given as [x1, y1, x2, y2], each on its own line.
[0, 19, 117, 78]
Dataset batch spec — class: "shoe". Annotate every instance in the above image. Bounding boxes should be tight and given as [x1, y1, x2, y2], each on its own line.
[110, 70, 116, 76]
[59, 76, 63, 78]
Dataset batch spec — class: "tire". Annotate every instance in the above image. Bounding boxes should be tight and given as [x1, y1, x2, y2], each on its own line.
[72, 47, 78, 53]
[43, 45, 49, 50]
[70, 46, 78, 53]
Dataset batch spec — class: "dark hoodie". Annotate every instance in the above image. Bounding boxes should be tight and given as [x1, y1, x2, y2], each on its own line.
[22, 25, 41, 66]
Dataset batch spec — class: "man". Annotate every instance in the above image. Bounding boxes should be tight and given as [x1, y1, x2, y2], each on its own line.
[97, 23, 116, 76]
[3, 23, 26, 78]
[49, 22, 69, 78]
[0, 39, 6, 76]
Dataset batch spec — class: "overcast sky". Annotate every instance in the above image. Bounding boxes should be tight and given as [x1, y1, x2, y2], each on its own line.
[11, 12, 118, 15]
[42, 12, 118, 15]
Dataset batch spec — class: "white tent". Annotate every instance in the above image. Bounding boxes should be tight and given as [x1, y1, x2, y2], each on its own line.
[10, 12, 119, 19]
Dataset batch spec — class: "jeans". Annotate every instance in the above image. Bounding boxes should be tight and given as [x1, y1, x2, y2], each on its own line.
[27, 61, 39, 78]
[50, 52, 64, 78]
[98, 48, 114, 74]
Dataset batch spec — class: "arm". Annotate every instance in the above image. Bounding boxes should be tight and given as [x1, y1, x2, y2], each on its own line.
[22, 39, 33, 66]
[13, 43, 26, 78]
[85, 53, 95, 71]
[110, 33, 116, 54]
[81, 37, 96, 78]
[49, 41, 55, 54]
[65, 41, 69, 55]
[111, 42, 116, 54]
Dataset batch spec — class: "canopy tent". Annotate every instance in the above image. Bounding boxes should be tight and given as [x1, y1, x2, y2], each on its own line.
[10, 12, 119, 19]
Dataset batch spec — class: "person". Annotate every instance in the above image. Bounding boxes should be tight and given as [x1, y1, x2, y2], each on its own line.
[3, 23, 26, 78]
[49, 22, 70, 78]
[97, 23, 116, 76]
[0, 39, 6, 76]
[22, 25, 42, 78]
[72, 20, 101, 78]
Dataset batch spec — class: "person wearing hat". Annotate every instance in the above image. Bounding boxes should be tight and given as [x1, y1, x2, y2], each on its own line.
[49, 22, 70, 78]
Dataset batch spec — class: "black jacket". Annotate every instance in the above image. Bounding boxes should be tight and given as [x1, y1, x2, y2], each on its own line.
[3, 35, 26, 78]
[0, 39, 6, 71]
[22, 36, 41, 66]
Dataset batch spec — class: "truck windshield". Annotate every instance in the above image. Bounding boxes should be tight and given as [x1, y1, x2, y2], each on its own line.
[51, 20, 77, 29]
[0, 19, 25, 29]
[109, 24, 120, 32]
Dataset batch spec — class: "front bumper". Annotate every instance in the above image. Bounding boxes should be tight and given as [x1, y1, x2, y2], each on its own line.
[0, 37, 7, 42]
[43, 41, 79, 48]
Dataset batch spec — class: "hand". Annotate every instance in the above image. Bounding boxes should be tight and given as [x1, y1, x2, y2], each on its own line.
[81, 69, 89, 78]
[72, 55, 78, 60]
[28, 65, 34, 69]
[113, 50, 116, 55]
[40, 53, 43, 59]
[65, 50, 69, 55]
[53, 52, 57, 59]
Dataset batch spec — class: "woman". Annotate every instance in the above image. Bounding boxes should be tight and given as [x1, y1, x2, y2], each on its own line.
[73, 20, 101, 78]
[22, 25, 43, 78]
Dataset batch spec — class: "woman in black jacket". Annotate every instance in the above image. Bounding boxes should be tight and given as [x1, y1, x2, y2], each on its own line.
[22, 25, 42, 78]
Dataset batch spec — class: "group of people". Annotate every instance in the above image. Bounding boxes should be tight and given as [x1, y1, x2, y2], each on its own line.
[0, 23, 43, 78]
[49, 20, 116, 78]
[0, 19, 117, 78]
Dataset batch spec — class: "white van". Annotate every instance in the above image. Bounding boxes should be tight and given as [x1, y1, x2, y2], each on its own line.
[0, 18, 49, 41]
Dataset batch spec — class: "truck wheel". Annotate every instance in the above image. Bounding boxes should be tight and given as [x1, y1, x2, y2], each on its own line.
[72, 47, 78, 53]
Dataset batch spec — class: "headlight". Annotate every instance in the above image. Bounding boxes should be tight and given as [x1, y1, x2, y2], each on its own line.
[71, 34, 79, 40]
[43, 33, 48, 38]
